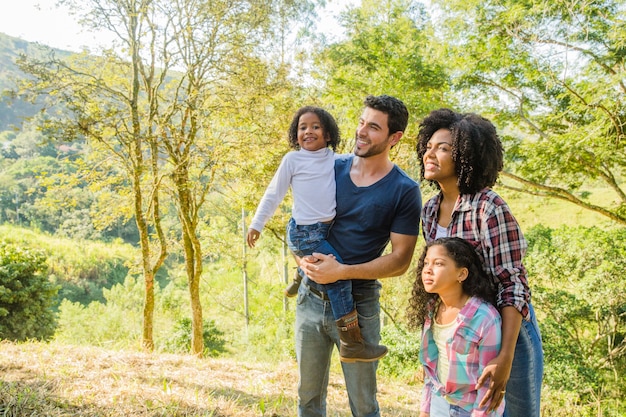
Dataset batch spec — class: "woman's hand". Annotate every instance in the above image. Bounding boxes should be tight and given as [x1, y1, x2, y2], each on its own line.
[476, 353, 513, 411]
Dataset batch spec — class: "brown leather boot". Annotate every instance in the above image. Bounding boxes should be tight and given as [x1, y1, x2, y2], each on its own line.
[336, 309, 387, 363]
[284, 269, 302, 298]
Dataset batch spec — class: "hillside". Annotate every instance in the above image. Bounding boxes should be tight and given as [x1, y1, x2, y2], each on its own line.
[0, 32, 72, 131]
[0, 341, 420, 417]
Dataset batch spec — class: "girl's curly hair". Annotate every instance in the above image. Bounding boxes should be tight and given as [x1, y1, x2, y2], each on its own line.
[406, 237, 497, 331]
[416, 108, 504, 194]
[287, 106, 341, 151]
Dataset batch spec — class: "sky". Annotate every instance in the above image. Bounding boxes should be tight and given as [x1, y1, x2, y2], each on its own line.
[0, 0, 98, 51]
[0, 0, 357, 52]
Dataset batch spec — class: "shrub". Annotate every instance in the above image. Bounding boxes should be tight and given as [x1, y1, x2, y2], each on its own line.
[162, 317, 227, 357]
[379, 324, 421, 379]
[0, 241, 59, 340]
[54, 275, 144, 347]
[525, 225, 626, 412]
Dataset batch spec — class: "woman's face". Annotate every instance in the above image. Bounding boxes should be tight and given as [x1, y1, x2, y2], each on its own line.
[423, 128, 456, 184]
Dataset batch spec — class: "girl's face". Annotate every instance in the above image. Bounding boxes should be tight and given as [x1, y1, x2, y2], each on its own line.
[421, 244, 467, 295]
[423, 128, 456, 183]
[297, 112, 330, 151]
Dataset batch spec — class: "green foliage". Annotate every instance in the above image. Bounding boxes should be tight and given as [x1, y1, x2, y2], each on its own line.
[162, 317, 227, 357]
[431, 0, 626, 225]
[0, 241, 58, 341]
[379, 324, 421, 379]
[0, 225, 133, 305]
[525, 225, 626, 411]
[54, 275, 145, 347]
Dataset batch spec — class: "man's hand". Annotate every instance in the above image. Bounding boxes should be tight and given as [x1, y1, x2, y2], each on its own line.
[476, 353, 513, 411]
[299, 252, 340, 284]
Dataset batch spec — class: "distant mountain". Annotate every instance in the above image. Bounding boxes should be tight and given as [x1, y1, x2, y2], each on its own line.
[0, 32, 72, 132]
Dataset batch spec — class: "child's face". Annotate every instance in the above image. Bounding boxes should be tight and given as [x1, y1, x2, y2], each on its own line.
[421, 245, 467, 295]
[297, 112, 330, 151]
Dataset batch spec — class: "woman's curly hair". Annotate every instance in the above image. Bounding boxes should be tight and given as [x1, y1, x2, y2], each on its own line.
[406, 237, 497, 331]
[416, 108, 504, 194]
[287, 106, 341, 151]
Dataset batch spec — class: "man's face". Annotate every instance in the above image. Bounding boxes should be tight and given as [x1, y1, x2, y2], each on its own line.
[353, 107, 395, 158]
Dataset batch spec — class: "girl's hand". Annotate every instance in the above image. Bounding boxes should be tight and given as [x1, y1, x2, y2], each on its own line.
[246, 228, 260, 248]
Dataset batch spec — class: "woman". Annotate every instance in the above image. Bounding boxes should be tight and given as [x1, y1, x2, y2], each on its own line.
[416, 109, 543, 417]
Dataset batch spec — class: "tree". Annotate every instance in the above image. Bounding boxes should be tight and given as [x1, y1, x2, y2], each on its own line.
[142, 0, 316, 355]
[16, 0, 169, 350]
[524, 225, 626, 415]
[430, 0, 626, 225]
[16, 0, 321, 355]
[0, 242, 58, 341]
[153, 0, 262, 355]
[314, 0, 449, 168]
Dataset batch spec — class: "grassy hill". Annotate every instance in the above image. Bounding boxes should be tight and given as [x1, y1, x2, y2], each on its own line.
[0, 341, 420, 417]
[0, 32, 73, 131]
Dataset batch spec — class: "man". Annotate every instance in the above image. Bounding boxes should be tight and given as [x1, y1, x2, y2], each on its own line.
[297, 95, 422, 417]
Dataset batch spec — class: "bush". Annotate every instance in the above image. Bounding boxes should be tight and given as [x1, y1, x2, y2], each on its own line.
[162, 317, 227, 357]
[379, 324, 421, 379]
[0, 241, 59, 341]
[525, 225, 626, 412]
[54, 275, 144, 347]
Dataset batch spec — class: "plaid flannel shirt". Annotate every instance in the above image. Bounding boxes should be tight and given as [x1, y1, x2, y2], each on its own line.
[421, 189, 530, 318]
[420, 297, 504, 416]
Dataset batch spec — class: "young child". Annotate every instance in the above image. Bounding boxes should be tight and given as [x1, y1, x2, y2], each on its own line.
[247, 105, 387, 362]
[407, 237, 504, 417]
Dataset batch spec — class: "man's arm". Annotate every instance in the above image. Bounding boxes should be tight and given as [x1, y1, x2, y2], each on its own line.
[300, 232, 418, 284]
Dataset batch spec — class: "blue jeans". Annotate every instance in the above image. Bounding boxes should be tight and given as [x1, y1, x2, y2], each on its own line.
[295, 278, 383, 417]
[287, 218, 353, 319]
[504, 303, 543, 417]
[430, 392, 471, 417]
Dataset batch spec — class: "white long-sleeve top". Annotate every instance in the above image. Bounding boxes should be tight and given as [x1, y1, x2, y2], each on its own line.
[249, 148, 336, 232]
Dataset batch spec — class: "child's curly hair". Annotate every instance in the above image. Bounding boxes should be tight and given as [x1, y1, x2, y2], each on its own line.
[407, 237, 497, 331]
[287, 106, 341, 151]
[416, 108, 504, 194]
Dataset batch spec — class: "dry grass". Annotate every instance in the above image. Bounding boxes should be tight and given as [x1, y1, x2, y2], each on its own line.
[0, 341, 420, 416]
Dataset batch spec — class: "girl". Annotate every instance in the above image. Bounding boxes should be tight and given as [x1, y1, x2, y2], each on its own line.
[416, 108, 543, 416]
[247, 105, 386, 362]
[408, 237, 503, 417]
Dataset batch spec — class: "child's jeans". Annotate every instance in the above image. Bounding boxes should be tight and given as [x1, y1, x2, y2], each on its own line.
[430, 392, 471, 417]
[287, 217, 352, 319]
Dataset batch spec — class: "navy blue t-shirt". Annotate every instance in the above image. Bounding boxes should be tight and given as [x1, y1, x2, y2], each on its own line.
[327, 155, 422, 268]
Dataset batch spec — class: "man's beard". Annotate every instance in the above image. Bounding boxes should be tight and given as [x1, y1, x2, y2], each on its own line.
[353, 134, 390, 158]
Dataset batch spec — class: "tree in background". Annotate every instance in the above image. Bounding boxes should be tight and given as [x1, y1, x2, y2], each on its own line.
[0, 242, 58, 341]
[14, 0, 321, 355]
[314, 0, 449, 169]
[524, 225, 626, 415]
[430, 0, 626, 225]
[153, 0, 310, 355]
[16, 0, 169, 351]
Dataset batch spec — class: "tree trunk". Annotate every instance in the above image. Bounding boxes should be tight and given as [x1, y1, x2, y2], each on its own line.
[174, 165, 205, 356]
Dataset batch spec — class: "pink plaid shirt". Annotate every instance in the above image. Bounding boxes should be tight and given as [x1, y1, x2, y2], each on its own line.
[420, 296, 504, 416]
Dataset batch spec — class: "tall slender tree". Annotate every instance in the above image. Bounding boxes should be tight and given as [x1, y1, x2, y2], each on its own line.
[17, 0, 171, 350]
[18, 0, 318, 355]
